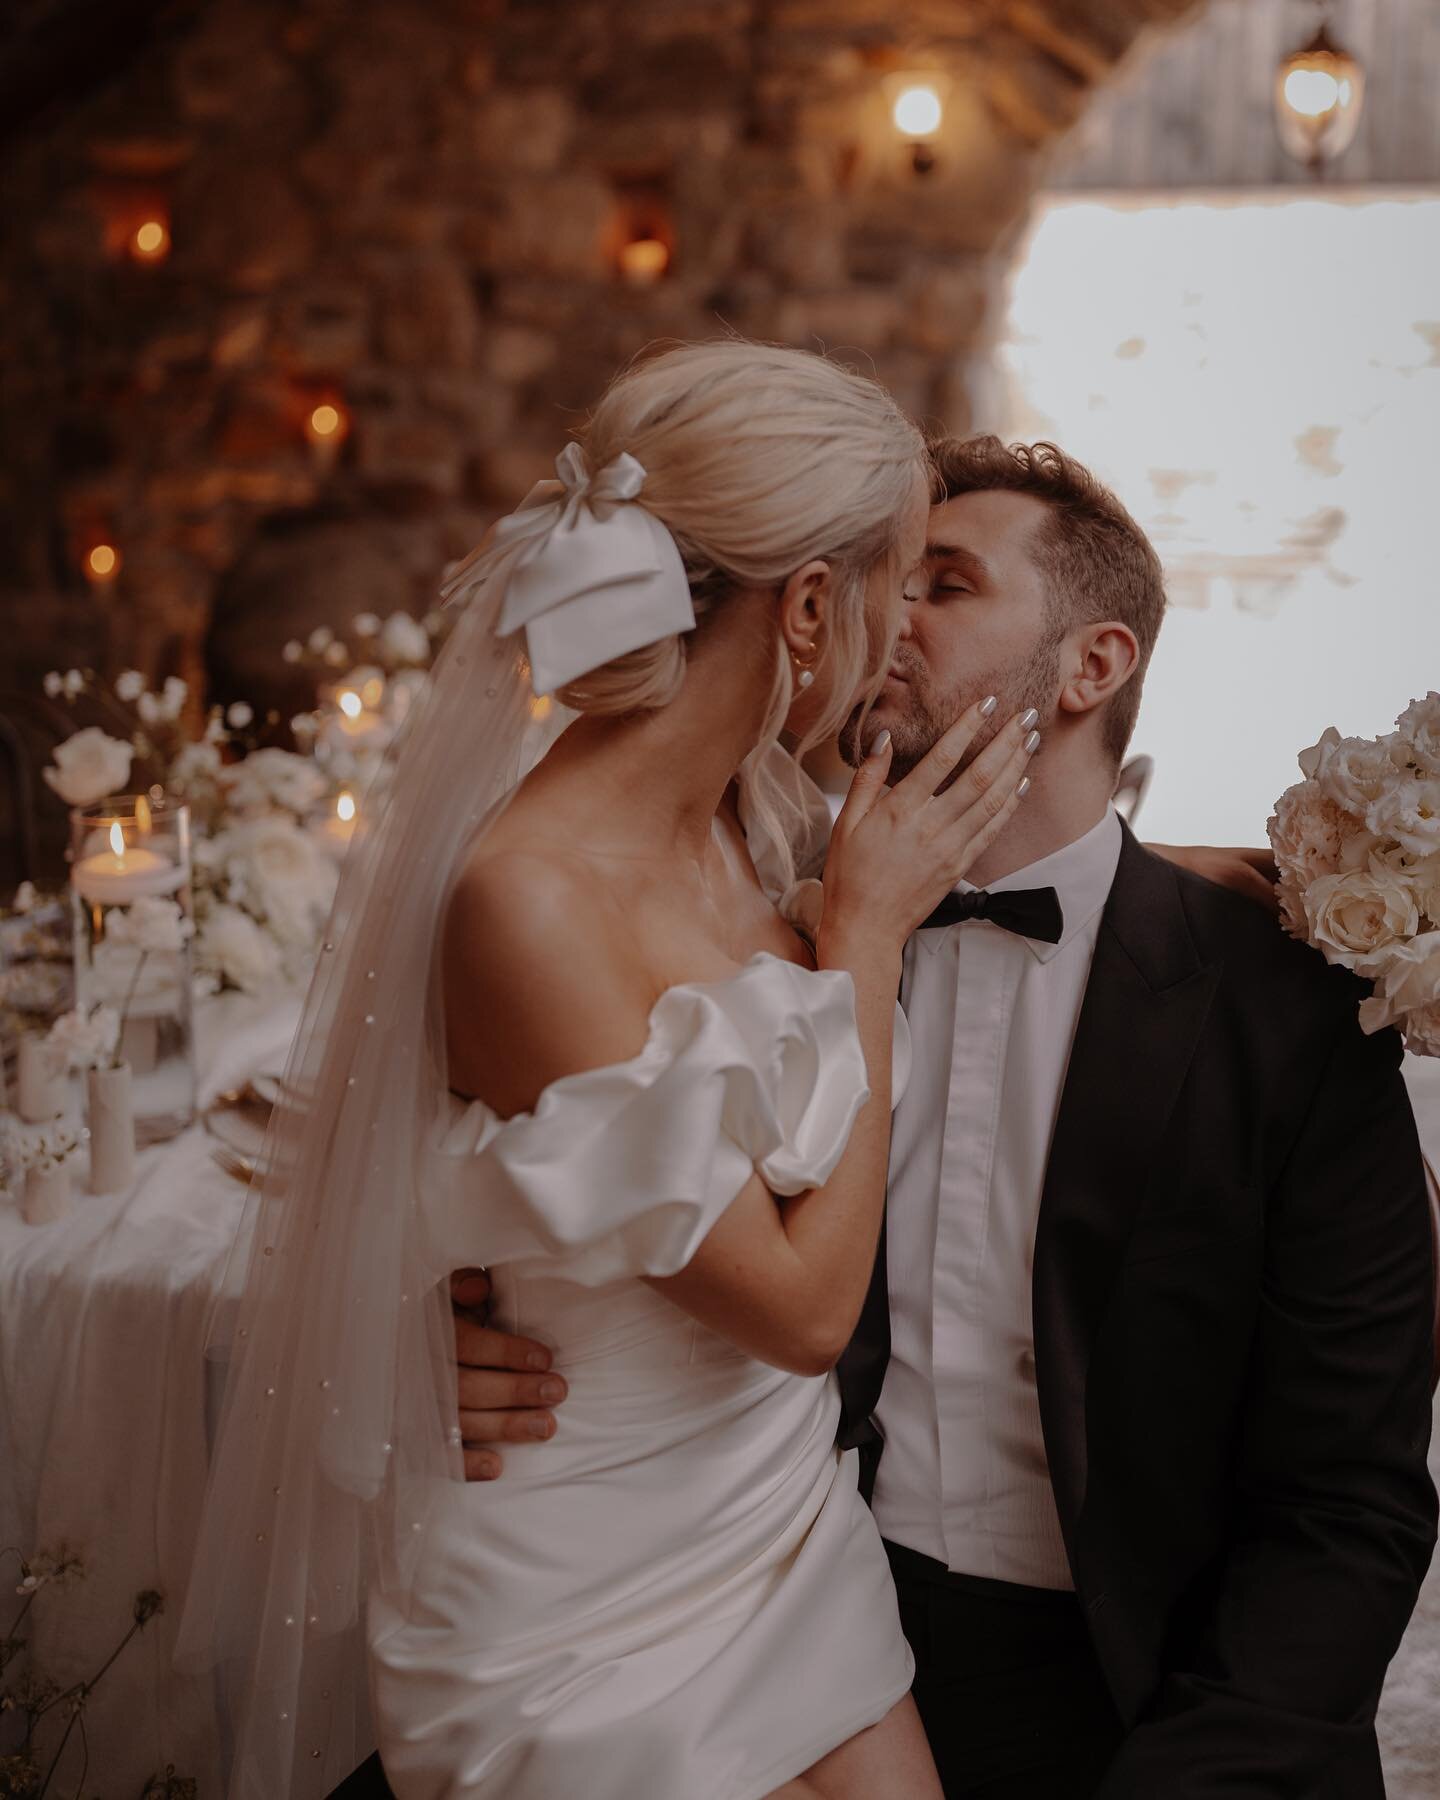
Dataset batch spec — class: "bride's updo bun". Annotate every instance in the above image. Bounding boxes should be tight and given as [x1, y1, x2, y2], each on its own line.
[556, 339, 925, 722]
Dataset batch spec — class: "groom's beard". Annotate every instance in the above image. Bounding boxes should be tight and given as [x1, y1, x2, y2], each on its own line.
[841, 627, 1065, 781]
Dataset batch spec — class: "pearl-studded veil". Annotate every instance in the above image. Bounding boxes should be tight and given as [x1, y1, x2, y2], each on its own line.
[174, 451, 696, 1795]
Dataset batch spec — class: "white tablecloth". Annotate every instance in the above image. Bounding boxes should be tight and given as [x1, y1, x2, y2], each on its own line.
[0, 999, 1437, 1795]
[0, 991, 301, 1793]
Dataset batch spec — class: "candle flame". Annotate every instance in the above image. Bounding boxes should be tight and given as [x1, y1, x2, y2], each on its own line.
[337, 689, 362, 718]
[336, 790, 357, 823]
[108, 820, 126, 858]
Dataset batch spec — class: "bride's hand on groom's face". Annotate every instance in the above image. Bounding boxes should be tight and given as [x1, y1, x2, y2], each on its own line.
[449, 1268, 567, 1481]
[819, 699, 1040, 958]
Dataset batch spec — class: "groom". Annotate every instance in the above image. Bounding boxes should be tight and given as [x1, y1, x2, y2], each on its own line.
[439, 436, 1436, 1799]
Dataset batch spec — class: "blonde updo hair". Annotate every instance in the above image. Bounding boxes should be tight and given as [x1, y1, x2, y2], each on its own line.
[559, 339, 927, 886]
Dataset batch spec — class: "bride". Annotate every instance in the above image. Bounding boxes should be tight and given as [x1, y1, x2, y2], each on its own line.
[177, 340, 1037, 1798]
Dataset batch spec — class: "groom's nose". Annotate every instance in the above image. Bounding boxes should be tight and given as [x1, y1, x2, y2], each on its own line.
[896, 605, 916, 642]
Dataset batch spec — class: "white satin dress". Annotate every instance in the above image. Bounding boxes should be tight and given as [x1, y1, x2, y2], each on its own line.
[366, 768, 915, 1800]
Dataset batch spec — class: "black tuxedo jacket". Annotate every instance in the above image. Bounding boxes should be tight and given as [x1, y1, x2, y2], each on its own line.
[837, 823, 1437, 1798]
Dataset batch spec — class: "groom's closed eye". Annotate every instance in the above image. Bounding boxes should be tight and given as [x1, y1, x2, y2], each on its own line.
[925, 543, 990, 597]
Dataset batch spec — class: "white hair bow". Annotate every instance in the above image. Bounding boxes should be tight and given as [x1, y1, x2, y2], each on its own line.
[440, 443, 695, 696]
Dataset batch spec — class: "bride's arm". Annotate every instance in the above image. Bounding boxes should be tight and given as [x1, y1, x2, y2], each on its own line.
[650, 703, 1039, 1375]
[1146, 842, 1279, 910]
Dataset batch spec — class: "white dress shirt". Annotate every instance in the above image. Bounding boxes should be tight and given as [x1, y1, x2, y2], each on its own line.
[871, 806, 1124, 1589]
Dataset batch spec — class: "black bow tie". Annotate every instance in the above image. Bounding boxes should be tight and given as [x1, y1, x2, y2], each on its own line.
[918, 885, 1065, 945]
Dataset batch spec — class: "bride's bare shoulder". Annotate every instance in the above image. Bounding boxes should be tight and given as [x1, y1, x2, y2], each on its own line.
[442, 840, 656, 1110]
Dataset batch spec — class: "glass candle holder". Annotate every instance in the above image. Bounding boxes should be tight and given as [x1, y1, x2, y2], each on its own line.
[69, 794, 197, 1144]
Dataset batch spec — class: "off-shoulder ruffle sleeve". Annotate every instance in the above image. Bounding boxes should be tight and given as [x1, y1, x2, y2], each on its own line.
[418, 955, 872, 1287]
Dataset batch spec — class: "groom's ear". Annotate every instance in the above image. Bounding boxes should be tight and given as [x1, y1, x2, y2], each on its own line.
[777, 559, 833, 663]
[1056, 620, 1141, 721]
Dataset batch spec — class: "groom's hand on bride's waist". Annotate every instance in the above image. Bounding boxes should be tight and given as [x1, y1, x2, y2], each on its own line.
[450, 1268, 567, 1481]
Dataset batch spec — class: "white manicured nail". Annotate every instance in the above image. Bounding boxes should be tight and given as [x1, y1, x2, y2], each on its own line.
[979, 695, 998, 718]
[870, 729, 892, 758]
[1024, 729, 1041, 754]
[1017, 776, 1031, 800]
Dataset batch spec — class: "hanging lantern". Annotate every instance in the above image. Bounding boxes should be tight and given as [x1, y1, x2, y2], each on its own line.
[1275, 18, 1365, 173]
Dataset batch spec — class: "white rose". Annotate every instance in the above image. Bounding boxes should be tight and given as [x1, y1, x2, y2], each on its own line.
[1300, 728, 1398, 816]
[1401, 999, 1440, 1058]
[196, 903, 284, 995]
[1395, 692, 1440, 774]
[227, 701, 254, 729]
[282, 640, 304, 664]
[105, 894, 193, 954]
[1267, 780, 1351, 888]
[63, 670, 85, 698]
[137, 692, 161, 726]
[1407, 852, 1440, 926]
[115, 670, 145, 702]
[219, 747, 327, 817]
[1302, 867, 1420, 968]
[1364, 772, 1440, 858]
[352, 612, 381, 637]
[1371, 931, 1440, 1012]
[308, 626, 334, 653]
[12, 880, 37, 913]
[42, 671, 63, 698]
[223, 815, 336, 948]
[380, 610, 430, 665]
[42, 728, 134, 806]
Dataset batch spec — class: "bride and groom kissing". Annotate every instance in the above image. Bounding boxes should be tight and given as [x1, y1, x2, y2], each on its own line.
[187, 342, 1435, 1800]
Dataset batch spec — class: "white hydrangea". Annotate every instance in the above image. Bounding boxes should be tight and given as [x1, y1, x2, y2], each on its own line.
[42, 728, 134, 806]
[195, 903, 285, 995]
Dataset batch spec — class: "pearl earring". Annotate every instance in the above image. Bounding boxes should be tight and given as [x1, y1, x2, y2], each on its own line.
[798, 667, 815, 689]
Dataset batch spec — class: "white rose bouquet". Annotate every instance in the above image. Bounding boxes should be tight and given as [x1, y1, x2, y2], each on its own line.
[1269, 693, 1440, 1056]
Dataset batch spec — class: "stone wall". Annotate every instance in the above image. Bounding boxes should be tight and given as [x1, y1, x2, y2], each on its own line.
[0, 0, 1200, 732]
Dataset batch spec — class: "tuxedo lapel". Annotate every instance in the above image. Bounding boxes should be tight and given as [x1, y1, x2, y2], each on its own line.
[1034, 825, 1221, 1555]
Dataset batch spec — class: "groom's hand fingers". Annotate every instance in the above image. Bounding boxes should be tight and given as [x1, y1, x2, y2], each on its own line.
[450, 1267, 493, 1311]
[454, 1313, 555, 1375]
[457, 1365, 567, 1417]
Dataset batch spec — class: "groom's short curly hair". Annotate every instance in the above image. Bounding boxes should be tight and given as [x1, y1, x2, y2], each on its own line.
[927, 435, 1166, 768]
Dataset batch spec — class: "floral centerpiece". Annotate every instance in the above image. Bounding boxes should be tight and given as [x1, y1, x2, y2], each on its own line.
[33, 608, 446, 999]
[1269, 692, 1440, 1055]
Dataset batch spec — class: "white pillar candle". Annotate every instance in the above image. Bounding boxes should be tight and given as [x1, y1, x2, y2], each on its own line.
[23, 1160, 72, 1225]
[71, 820, 186, 905]
[16, 1035, 67, 1123]
[87, 1062, 137, 1195]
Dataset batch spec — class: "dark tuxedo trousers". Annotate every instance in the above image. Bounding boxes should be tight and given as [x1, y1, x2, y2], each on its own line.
[838, 824, 1437, 1800]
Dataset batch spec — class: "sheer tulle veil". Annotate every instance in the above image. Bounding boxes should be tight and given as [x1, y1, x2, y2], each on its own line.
[174, 454, 694, 1794]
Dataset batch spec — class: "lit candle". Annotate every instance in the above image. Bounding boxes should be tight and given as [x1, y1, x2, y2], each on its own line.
[312, 790, 358, 861]
[71, 820, 184, 904]
[327, 688, 391, 749]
